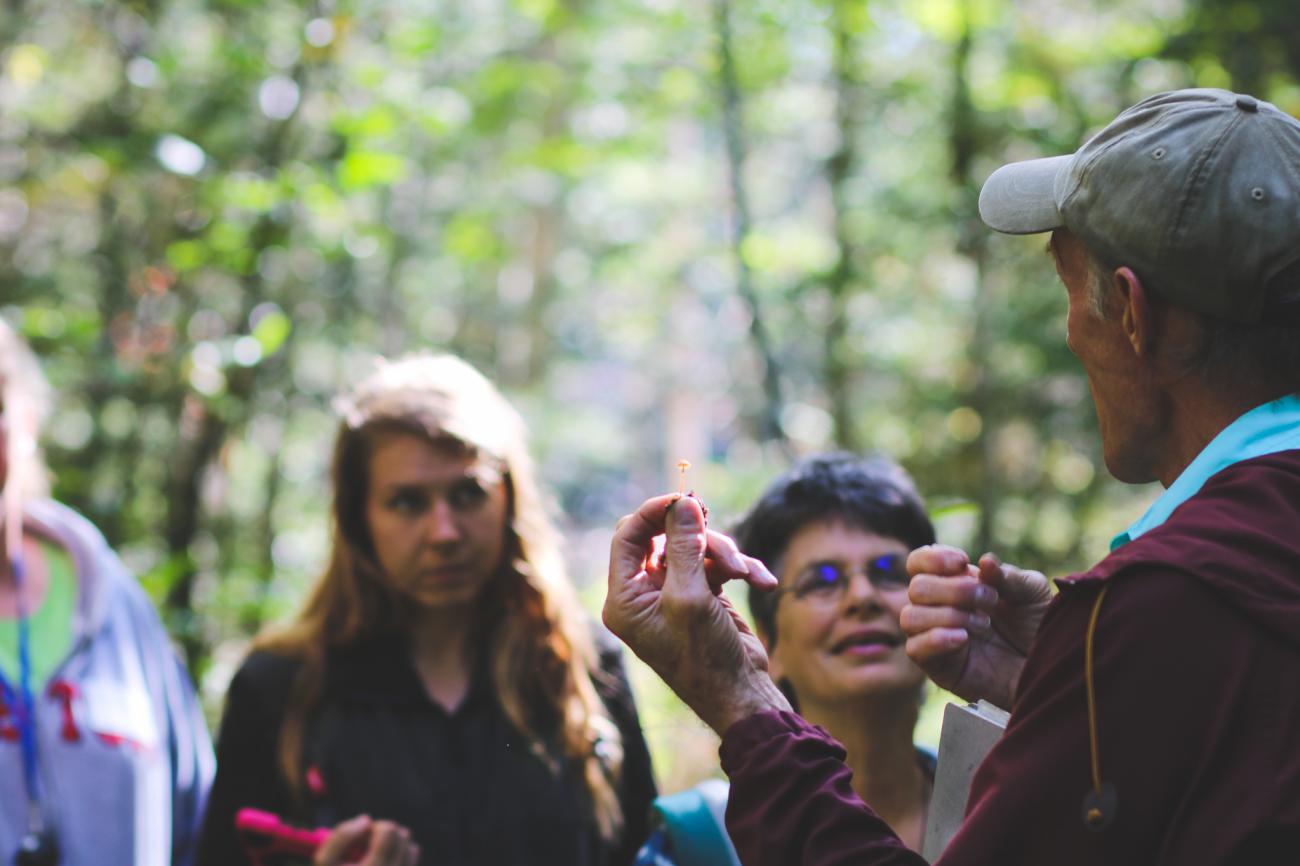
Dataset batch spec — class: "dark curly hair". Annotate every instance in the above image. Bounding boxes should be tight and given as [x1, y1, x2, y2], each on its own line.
[735, 452, 935, 649]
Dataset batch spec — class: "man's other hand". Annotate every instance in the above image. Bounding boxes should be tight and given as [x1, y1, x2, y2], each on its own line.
[603, 493, 790, 734]
[900, 545, 1052, 709]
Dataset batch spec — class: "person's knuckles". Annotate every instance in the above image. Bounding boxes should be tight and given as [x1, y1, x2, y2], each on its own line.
[1003, 564, 1048, 596]
[659, 579, 709, 614]
[940, 576, 995, 608]
[901, 603, 974, 633]
[906, 546, 939, 576]
[664, 528, 707, 568]
[907, 574, 941, 603]
[905, 632, 953, 666]
[909, 574, 974, 605]
[371, 823, 403, 860]
[907, 544, 969, 575]
[899, 603, 924, 633]
[658, 578, 714, 624]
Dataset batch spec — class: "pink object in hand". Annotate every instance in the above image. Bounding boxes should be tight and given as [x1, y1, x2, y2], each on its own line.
[235, 808, 334, 865]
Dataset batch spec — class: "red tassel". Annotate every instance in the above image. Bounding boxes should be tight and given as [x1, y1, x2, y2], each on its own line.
[47, 680, 80, 742]
[0, 695, 18, 742]
[95, 732, 143, 750]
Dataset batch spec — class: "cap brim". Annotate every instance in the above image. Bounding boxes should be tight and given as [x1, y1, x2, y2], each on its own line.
[978, 154, 1072, 235]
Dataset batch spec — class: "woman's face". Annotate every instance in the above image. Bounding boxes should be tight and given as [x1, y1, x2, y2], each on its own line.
[767, 519, 925, 710]
[364, 431, 510, 610]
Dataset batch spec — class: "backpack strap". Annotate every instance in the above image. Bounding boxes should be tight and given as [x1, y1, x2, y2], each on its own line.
[652, 779, 742, 866]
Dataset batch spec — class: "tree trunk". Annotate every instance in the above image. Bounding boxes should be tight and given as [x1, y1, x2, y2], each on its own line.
[714, 0, 788, 450]
[823, 0, 866, 451]
[950, 5, 996, 554]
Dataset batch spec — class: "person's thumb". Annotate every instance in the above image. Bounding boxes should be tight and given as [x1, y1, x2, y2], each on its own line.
[663, 495, 709, 598]
[315, 815, 370, 866]
[977, 553, 1049, 605]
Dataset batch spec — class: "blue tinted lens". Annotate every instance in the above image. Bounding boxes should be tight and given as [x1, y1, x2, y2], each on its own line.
[814, 563, 842, 585]
[870, 554, 908, 586]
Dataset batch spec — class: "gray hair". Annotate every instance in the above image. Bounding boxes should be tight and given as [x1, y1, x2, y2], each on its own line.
[1083, 250, 1300, 395]
[1084, 253, 1118, 321]
[0, 316, 52, 497]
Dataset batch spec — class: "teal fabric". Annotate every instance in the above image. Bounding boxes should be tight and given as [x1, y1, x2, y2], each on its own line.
[1112, 394, 1300, 549]
[651, 780, 741, 866]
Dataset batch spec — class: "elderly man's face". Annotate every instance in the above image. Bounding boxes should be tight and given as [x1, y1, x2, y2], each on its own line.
[1050, 228, 1163, 484]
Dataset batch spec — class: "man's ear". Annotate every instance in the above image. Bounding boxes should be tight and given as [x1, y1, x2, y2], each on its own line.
[1115, 266, 1151, 358]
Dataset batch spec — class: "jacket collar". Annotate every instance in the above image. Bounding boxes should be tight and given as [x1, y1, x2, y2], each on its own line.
[23, 498, 115, 638]
[1111, 394, 1300, 550]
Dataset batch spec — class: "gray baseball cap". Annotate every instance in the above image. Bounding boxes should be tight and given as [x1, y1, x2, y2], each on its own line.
[979, 88, 1300, 323]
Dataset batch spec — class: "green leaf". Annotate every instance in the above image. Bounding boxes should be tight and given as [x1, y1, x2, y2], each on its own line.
[512, 0, 557, 24]
[443, 214, 501, 263]
[223, 174, 281, 213]
[252, 309, 292, 356]
[332, 105, 400, 141]
[390, 23, 442, 59]
[337, 150, 408, 190]
[166, 239, 208, 272]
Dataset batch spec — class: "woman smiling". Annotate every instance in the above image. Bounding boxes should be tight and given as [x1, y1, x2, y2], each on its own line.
[739, 454, 935, 851]
[637, 453, 935, 865]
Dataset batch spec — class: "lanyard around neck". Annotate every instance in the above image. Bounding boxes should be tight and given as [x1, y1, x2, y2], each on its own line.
[2, 545, 45, 826]
[4, 378, 48, 832]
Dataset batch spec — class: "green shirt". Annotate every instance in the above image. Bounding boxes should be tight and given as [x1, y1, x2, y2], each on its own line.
[0, 539, 76, 688]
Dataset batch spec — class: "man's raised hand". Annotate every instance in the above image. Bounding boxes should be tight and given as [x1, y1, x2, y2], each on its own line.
[900, 545, 1052, 709]
[602, 493, 789, 734]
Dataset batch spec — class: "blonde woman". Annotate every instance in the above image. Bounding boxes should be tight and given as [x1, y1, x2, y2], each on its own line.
[198, 354, 655, 866]
[0, 319, 213, 866]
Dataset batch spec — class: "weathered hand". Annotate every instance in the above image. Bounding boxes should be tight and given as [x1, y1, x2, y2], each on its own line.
[900, 545, 1052, 709]
[603, 493, 789, 734]
[314, 815, 420, 866]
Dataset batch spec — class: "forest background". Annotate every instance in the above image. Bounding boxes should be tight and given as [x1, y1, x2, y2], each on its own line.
[3, 0, 1297, 793]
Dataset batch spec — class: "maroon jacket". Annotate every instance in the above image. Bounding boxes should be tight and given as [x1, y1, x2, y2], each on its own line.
[720, 450, 1300, 865]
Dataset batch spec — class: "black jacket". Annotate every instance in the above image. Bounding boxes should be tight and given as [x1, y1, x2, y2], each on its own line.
[197, 630, 656, 866]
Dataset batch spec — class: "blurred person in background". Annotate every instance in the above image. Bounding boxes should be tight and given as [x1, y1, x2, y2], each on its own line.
[636, 454, 935, 865]
[198, 353, 656, 866]
[0, 317, 214, 866]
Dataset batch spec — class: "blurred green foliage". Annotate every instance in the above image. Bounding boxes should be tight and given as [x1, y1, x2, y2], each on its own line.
[2, 0, 1296, 793]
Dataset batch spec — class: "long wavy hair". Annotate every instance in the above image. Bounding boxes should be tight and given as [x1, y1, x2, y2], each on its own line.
[255, 353, 624, 839]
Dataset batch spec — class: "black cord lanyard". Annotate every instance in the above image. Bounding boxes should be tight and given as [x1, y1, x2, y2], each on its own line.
[1081, 583, 1117, 832]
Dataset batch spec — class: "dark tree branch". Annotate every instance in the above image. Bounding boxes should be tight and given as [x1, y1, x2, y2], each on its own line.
[823, 0, 865, 451]
[714, 0, 789, 450]
[951, 2, 995, 555]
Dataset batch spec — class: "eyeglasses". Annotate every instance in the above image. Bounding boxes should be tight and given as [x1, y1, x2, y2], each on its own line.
[779, 553, 910, 605]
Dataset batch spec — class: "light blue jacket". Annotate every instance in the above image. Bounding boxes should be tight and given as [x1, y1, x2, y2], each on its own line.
[0, 499, 214, 866]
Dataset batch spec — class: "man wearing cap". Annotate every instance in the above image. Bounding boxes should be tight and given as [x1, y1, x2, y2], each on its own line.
[603, 88, 1300, 865]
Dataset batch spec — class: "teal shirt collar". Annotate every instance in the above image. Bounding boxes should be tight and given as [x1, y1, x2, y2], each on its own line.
[1112, 394, 1300, 550]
